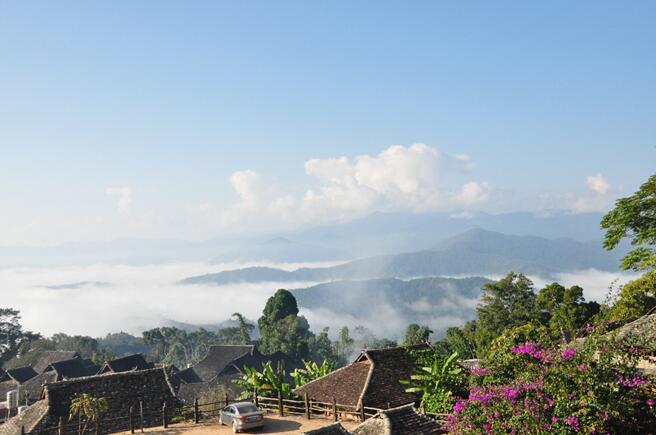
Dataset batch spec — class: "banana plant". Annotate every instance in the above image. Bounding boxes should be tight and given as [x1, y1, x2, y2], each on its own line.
[292, 359, 334, 388]
[401, 351, 463, 413]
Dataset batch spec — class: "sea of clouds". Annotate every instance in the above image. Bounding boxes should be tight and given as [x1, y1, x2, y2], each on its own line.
[0, 261, 639, 340]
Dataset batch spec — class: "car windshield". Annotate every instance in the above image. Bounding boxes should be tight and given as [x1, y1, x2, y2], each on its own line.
[236, 404, 258, 414]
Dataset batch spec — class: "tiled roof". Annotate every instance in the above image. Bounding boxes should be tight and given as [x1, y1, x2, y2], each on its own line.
[303, 422, 352, 435]
[357, 345, 426, 409]
[33, 351, 80, 373]
[294, 361, 371, 408]
[175, 367, 203, 383]
[296, 345, 427, 411]
[191, 345, 254, 382]
[48, 358, 100, 380]
[5, 366, 38, 384]
[98, 353, 154, 374]
[352, 404, 443, 435]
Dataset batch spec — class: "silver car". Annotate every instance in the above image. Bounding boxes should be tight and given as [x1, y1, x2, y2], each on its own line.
[219, 402, 265, 433]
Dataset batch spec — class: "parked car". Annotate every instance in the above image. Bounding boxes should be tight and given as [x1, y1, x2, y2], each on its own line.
[219, 401, 265, 433]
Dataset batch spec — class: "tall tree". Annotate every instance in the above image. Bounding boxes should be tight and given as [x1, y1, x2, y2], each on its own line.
[442, 322, 477, 360]
[475, 273, 537, 356]
[403, 323, 433, 346]
[0, 308, 37, 365]
[601, 173, 656, 271]
[536, 283, 599, 342]
[231, 312, 254, 344]
[607, 270, 656, 322]
[310, 327, 337, 363]
[257, 289, 312, 360]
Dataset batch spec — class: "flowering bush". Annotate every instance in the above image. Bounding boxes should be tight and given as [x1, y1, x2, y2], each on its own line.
[445, 329, 656, 434]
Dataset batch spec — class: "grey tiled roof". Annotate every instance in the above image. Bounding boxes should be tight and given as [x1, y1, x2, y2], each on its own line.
[98, 353, 154, 373]
[5, 366, 38, 384]
[33, 351, 80, 373]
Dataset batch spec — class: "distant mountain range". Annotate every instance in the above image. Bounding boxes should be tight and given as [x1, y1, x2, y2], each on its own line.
[181, 228, 624, 285]
[0, 211, 609, 267]
[287, 276, 489, 339]
[291, 276, 488, 316]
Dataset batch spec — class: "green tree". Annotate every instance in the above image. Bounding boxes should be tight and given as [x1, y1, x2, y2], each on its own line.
[608, 270, 656, 322]
[257, 289, 312, 360]
[536, 283, 600, 343]
[310, 327, 337, 363]
[0, 308, 38, 365]
[231, 312, 254, 344]
[403, 323, 433, 346]
[333, 326, 354, 365]
[475, 273, 537, 356]
[601, 173, 656, 271]
[441, 322, 477, 360]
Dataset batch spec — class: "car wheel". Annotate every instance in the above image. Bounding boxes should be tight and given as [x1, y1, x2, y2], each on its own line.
[232, 421, 240, 433]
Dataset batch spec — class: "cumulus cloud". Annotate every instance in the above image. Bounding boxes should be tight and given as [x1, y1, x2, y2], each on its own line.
[198, 144, 491, 231]
[586, 174, 611, 195]
[455, 181, 491, 205]
[106, 186, 134, 217]
[570, 173, 612, 213]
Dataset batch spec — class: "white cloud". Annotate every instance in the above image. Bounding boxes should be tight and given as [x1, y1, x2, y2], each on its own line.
[192, 143, 491, 232]
[455, 181, 491, 205]
[586, 174, 611, 195]
[106, 186, 133, 217]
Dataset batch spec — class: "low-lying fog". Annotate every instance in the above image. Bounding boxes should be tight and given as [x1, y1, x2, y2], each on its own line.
[1, 262, 638, 340]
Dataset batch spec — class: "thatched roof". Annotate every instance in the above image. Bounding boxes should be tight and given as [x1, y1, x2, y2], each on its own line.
[0, 400, 49, 435]
[614, 313, 656, 347]
[351, 404, 443, 435]
[303, 422, 352, 435]
[98, 353, 154, 374]
[356, 345, 426, 409]
[295, 345, 427, 410]
[44, 367, 179, 416]
[33, 351, 80, 373]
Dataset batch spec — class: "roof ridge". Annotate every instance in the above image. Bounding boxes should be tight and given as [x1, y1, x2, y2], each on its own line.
[356, 352, 375, 411]
[45, 366, 166, 387]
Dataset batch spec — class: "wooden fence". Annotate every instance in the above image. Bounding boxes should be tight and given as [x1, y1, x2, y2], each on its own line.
[22, 392, 447, 434]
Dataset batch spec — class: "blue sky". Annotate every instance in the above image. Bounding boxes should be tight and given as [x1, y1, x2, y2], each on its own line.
[0, 1, 654, 246]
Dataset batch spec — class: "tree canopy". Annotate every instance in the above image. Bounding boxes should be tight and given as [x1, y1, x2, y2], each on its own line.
[257, 289, 312, 360]
[475, 272, 537, 355]
[601, 173, 656, 271]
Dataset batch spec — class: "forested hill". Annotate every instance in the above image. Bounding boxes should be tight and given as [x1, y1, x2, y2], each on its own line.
[180, 229, 622, 285]
[290, 276, 489, 320]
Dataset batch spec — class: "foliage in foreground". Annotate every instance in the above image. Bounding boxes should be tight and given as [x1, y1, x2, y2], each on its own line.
[69, 393, 108, 435]
[402, 350, 466, 414]
[444, 329, 656, 434]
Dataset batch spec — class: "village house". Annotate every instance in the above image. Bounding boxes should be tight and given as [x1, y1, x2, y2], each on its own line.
[0, 367, 179, 435]
[98, 354, 155, 374]
[295, 345, 427, 411]
[32, 351, 81, 374]
[0, 367, 38, 401]
[306, 405, 443, 435]
[174, 345, 298, 404]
